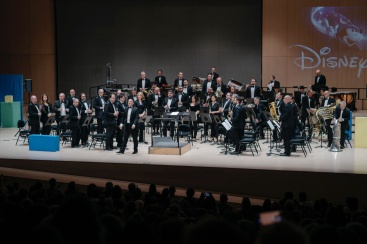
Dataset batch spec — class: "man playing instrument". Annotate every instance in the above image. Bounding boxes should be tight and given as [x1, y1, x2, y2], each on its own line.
[320, 90, 336, 147]
[333, 101, 350, 149]
[279, 95, 295, 156]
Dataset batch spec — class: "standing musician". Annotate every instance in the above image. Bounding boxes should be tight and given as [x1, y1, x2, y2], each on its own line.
[210, 67, 219, 82]
[230, 96, 246, 155]
[135, 92, 146, 143]
[116, 94, 127, 148]
[207, 95, 221, 142]
[301, 89, 316, 138]
[103, 93, 119, 151]
[68, 98, 82, 148]
[253, 97, 266, 139]
[174, 85, 189, 109]
[229, 86, 238, 95]
[148, 87, 163, 135]
[79, 93, 93, 147]
[162, 90, 178, 138]
[93, 89, 106, 134]
[295, 86, 307, 109]
[333, 101, 350, 149]
[117, 98, 139, 154]
[154, 69, 168, 88]
[66, 89, 77, 108]
[267, 75, 280, 92]
[28, 95, 41, 135]
[314, 69, 326, 94]
[54, 93, 69, 135]
[183, 79, 193, 98]
[137, 71, 151, 93]
[221, 92, 232, 120]
[245, 79, 262, 99]
[173, 72, 185, 90]
[40, 94, 52, 135]
[202, 73, 214, 93]
[320, 90, 335, 147]
[187, 95, 200, 140]
[279, 95, 295, 156]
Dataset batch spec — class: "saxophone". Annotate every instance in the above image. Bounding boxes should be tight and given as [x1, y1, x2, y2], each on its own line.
[269, 102, 278, 121]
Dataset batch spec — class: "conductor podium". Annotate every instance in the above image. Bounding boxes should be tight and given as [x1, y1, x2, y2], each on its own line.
[148, 111, 191, 155]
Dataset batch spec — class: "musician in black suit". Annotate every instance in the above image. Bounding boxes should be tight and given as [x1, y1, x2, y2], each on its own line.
[314, 69, 326, 93]
[128, 87, 138, 102]
[53, 93, 69, 135]
[66, 89, 77, 108]
[174, 85, 189, 109]
[162, 90, 178, 138]
[213, 77, 227, 99]
[182, 79, 193, 98]
[230, 97, 246, 155]
[103, 94, 119, 151]
[148, 87, 164, 135]
[221, 93, 232, 119]
[93, 89, 106, 134]
[134, 92, 147, 143]
[116, 94, 127, 148]
[173, 72, 185, 90]
[267, 75, 280, 92]
[154, 70, 168, 88]
[320, 90, 336, 147]
[211, 67, 219, 82]
[39, 94, 52, 135]
[137, 71, 151, 92]
[28, 95, 41, 135]
[79, 93, 93, 147]
[279, 95, 295, 156]
[295, 86, 307, 109]
[68, 98, 82, 148]
[301, 89, 316, 126]
[333, 101, 350, 149]
[245, 79, 262, 99]
[117, 99, 139, 154]
[202, 73, 214, 93]
[253, 97, 266, 139]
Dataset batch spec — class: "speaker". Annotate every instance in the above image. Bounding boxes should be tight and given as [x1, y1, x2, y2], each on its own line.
[24, 79, 32, 92]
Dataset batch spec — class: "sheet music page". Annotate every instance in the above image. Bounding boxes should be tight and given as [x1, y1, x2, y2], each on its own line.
[223, 119, 232, 130]
[170, 112, 179, 116]
[267, 120, 275, 130]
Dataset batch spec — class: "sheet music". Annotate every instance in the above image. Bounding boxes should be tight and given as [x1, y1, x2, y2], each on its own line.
[267, 120, 275, 130]
[222, 119, 232, 131]
[273, 121, 281, 129]
[170, 112, 179, 116]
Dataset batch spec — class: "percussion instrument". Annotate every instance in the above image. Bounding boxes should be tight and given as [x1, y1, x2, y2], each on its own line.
[227, 79, 245, 92]
[330, 91, 357, 110]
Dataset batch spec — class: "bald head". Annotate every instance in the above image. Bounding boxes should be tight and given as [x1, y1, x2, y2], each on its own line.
[284, 95, 292, 103]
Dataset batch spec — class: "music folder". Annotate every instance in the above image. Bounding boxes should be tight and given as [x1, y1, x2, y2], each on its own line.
[222, 119, 232, 131]
[267, 120, 275, 131]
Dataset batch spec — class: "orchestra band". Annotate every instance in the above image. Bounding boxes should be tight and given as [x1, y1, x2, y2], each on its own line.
[25, 68, 350, 156]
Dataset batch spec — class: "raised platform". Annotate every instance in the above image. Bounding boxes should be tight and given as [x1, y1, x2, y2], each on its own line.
[149, 136, 191, 155]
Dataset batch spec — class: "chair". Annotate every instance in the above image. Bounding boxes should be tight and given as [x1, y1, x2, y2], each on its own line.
[344, 110, 353, 148]
[51, 124, 58, 135]
[239, 128, 260, 156]
[290, 123, 308, 157]
[177, 123, 193, 145]
[89, 124, 106, 150]
[60, 130, 72, 145]
[15, 120, 31, 145]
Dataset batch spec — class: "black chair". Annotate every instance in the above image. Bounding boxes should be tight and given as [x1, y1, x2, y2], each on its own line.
[51, 124, 58, 135]
[15, 120, 31, 145]
[239, 128, 260, 156]
[60, 130, 72, 145]
[290, 123, 308, 157]
[177, 123, 193, 145]
[243, 127, 262, 151]
[89, 124, 106, 150]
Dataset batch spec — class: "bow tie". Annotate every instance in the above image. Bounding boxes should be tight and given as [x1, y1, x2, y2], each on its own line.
[128, 107, 132, 109]
[169, 98, 172, 100]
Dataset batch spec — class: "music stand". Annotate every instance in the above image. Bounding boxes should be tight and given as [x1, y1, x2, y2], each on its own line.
[263, 112, 280, 155]
[45, 116, 55, 126]
[246, 98, 254, 105]
[200, 113, 212, 143]
[315, 114, 327, 148]
[220, 119, 232, 155]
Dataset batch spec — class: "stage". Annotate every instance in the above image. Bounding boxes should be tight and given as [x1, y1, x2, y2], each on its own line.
[1, 110, 367, 206]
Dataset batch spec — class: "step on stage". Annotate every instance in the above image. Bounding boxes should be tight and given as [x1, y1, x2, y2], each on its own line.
[149, 136, 191, 155]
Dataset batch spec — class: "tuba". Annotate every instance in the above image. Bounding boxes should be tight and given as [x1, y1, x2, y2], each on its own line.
[269, 102, 278, 121]
[329, 119, 342, 152]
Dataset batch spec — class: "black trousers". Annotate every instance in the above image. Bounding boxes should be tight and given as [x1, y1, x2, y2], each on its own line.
[189, 121, 198, 138]
[281, 128, 294, 155]
[163, 120, 175, 138]
[120, 123, 138, 152]
[30, 122, 40, 135]
[152, 115, 160, 133]
[138, 122, 145, 142]
[56, 117, 66, 135]
[340, 122, 348, 147]
[80, 122, 90, 144]
[40, 119, 51, 135]
[105, 125, 116, 149]
[97, 117, 104, 134]
[233, 127, 244, 153]
[116, 127, 124, 147]
[325, 119, 333, 144]
[71, 125, 81, 147]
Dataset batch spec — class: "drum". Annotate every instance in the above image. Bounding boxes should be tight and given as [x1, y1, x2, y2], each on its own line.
[227, 79, 245, 92]
[330, 91, 357, 110]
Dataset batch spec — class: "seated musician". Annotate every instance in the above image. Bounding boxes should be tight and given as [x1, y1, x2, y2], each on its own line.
[320, 90, 335, 147]
[182, 79, 193, 98]
[301, 89, 316, 139]
[148, 87, 163, 135]
[253, 97, 266, 139]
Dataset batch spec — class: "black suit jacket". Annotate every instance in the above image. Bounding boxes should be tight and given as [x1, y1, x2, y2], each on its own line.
[314, 74, 326, 92]
[320, 97, 336, 107]
[163, 97, 178, 112]
[93, 96, 106, 119]
[173, 78, 185, 89]
[212, 83, 227, 97]
[134, 100, 146, 114]
[211, 72, 219, 82]
[279, 103, 295, 129]
[222, 99, 232, 117]
[123, 106, 139, 126]
[80, 100, 92, 117]
[301, 95, 315, 117]
[253, 103, 265, 123]
[231, 105, 245, 129]
[117, 101, 127, 125]
[148, 93, 164, 110]
[182, 86, 193, 97]
[53, 100, 69, 120]
[154, 76, 168, 87]
[295, 91, 307, 109]
[245, 86, 262, 99]
[333, 106, 350, 128]
[28, 103, 41, 125]
[66, 96, 76, 108]
[202, 80, 214, 93]
[137, 78, 151, 91]
[103, 101, 118, 126]
[68, 105, 81, 128]
[174, 92, 189, 108]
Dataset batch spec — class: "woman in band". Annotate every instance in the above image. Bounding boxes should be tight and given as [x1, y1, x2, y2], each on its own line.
[39, 94, 52, 135]
[229, 86, 238, 95]
[187, 95, 200, 139]
[135, 92, 146, 143]
[208, 94, 221, 142]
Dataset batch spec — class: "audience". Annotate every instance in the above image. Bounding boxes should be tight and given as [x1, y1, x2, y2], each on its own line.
[0, 176, 366, 244]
